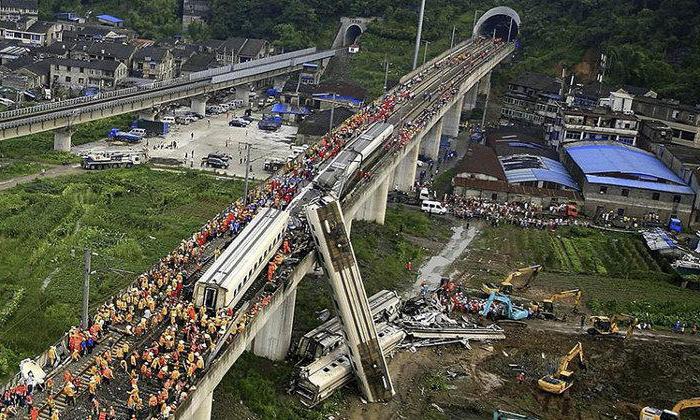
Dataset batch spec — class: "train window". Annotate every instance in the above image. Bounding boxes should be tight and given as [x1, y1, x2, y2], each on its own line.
[331, 363, 337, 368]
[338, 358, 346, 363]
[323, 368, 330, 372]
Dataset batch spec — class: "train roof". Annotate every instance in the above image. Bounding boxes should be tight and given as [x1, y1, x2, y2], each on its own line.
[197, 207, 289, 288]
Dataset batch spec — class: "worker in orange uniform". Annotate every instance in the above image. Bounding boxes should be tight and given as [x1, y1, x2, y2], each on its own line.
[282, 239, 291, 254]
[267, 261, 277, 281]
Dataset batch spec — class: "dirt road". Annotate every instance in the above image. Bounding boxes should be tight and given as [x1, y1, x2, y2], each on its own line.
[0, 164, 81, 191]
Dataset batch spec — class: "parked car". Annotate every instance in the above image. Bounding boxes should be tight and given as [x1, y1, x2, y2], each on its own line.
[202, 153, 231, 169]
[229, 117, 250, 127]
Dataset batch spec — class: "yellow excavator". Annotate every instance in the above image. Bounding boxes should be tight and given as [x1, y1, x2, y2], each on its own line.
[587, 314, 638, 339]
[482, 264, 543, 295]
[538, 288, 582, 319]
[640, 397, 700, 419]
[537, 342, 585, 394]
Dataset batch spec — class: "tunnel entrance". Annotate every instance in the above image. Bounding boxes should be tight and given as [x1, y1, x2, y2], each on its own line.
[473, 6, 521, 41]
[344, 24, 363, 46]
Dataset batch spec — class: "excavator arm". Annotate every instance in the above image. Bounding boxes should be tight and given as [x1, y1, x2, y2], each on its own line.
[557, 342, 584, 378]
[672, 397, 700, 415]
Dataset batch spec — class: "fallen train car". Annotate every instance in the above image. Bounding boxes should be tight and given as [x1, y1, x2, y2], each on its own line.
[296, 289, 401, 360]
[193, 207, 290, 312]
[295, 322, 405, 407]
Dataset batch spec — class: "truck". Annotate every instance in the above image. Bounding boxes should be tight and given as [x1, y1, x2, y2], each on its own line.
[108, 128, 146, 143]
[258, 114, 282, 131]
[135, 119, 170, 136]
[202, 153, 230, 169]
[81, 152, 144, 169]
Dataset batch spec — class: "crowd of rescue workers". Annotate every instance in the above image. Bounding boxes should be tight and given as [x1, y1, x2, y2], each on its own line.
[0, 36, 505, 420]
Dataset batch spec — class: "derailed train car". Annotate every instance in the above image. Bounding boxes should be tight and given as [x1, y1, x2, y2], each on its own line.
[315, 122, 394, 196]
[193, 207, 290, 312]
[296, 290, 401, 360]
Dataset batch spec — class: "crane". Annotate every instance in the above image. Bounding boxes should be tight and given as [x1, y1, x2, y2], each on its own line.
[537, 289, 582, 320]
[537, 342, 585, 394]
[640, 397, 700, 419]
[482, 264, 543, 295]
[587, 314, 637, 339]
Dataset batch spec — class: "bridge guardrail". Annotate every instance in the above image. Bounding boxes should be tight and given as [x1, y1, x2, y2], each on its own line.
[0, 48, 329, 123]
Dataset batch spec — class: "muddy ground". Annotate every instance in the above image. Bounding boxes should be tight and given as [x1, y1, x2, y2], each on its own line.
[337, 324, 700, 420]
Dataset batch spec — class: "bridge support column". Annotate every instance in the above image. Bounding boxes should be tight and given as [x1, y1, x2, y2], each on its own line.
[234, 87, 251, 108]
[192, 391, 213, 420]
[252, 289, 296, 361]
[478, 71, 492, 96]
[191, 96, 207, 116]
[442, 98, 462, 138]
[354, 191, 375, 223]
[462, 85, 478, 112]
[419, 120, 443, 161]
[53, 128, 72, 152]
[392, 141, 420, 192]
[370, 176, 390, 225]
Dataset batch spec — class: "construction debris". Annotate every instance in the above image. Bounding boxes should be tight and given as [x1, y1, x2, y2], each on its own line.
[292, 289, 506, 406]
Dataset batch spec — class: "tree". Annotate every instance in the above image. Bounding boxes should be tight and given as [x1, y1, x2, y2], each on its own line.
[272, 23, 311, 51]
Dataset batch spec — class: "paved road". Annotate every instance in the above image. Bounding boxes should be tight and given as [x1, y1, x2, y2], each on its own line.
[0, 164, 81, 191]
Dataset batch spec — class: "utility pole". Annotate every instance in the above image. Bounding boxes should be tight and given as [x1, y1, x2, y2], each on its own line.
[412, 0, 426, 70]
[82, 248, 91, 328]
[423, 40, 431, 65]
[481, 81, 490, 129]
[383, 56, 390, 93]
[329, 93, 337, 133]
[450, 25, 456, 49]
[241, 142, 253, 204]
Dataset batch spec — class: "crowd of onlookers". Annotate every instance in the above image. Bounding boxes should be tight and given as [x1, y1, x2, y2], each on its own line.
[0, 37, 506, 420]
[447, 196, 590, 230]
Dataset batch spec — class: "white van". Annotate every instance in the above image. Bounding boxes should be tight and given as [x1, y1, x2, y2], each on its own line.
[160, 116, 175, 124]
[421, 200, 447, 215]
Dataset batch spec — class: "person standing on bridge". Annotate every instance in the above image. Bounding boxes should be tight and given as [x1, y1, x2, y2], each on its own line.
[62, 381, 76, 406]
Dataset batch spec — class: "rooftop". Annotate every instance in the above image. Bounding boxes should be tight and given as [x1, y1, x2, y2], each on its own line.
[1, 0, 38, 10]
[298, 107, 355, 136]
[512, 71, 561, 95]
[51, 57, 123, 71]
[454, 143, 506, 181]
[96, 14, 124, 24]
[500, 154, 580, 190]
[564, 142, 694, 194]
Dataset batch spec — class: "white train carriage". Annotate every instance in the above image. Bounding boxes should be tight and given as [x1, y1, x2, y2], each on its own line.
[296, 290, 400, 360]
[193, 207, 290, 311]
[316, 122, 394, 196]
[295, 323, 405, 407]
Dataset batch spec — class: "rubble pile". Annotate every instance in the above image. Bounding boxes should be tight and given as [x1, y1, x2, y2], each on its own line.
[292, 290, 506, 406]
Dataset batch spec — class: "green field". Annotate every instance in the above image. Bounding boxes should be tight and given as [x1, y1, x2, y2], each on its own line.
[461, 225, 700, 327]
[0, 113, 133, 165]
[0, 161, 45, 182]
[0, 167, 242, 377]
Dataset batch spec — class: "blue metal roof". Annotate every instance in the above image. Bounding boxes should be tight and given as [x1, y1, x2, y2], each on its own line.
[500, 155, 579, 190]
[96, 14, 124, 23]
[586, 175, 694, 194]
[271, 103, 310, 115]
[565, 143, 693, 194]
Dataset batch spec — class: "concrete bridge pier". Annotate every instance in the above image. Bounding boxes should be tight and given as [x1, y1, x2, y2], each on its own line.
[192, 391, 213, 420]
[442, 97, 463, 138]
[234, 86, 252, 107]
[191, 96, 208, 115]
[252, 289, 297, 360]
[462, 85, 478, 112]
[370, 176, 390, 225]
[419, 119, 444, 161]
[392, 141, 420, 192]
[478, 71, 492, 95]
[53, 128, 72, 152]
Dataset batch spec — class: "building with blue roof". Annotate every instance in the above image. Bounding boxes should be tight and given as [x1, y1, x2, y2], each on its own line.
[562, 141, 695, 225]
[499, 154, 579, 191]
[96, 14, 124, 27]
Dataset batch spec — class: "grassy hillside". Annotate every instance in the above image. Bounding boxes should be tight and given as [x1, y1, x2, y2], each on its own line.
[0, 167, 242, 377]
